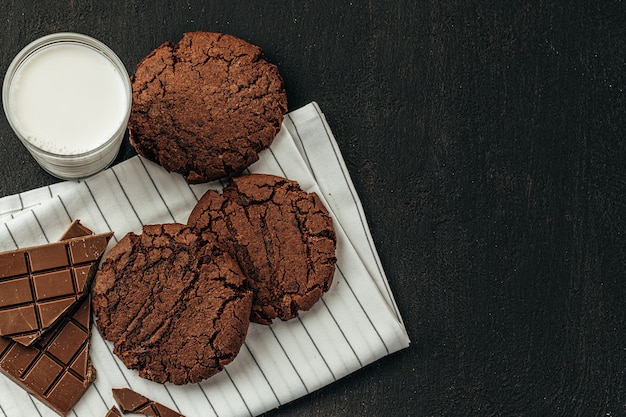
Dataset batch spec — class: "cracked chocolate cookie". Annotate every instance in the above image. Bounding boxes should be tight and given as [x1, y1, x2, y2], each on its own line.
[92, 223, 252, 384]
[188, 174, 337, 325]
[129, 31, 288, 183]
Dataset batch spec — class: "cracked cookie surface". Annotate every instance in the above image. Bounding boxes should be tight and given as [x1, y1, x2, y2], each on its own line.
[188, 174, 337, 325]
[92, 223, 252, 384]
[129, 31, 288, 183]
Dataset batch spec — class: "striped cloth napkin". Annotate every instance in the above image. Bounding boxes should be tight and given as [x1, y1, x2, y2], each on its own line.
[0, 102, 410, 417]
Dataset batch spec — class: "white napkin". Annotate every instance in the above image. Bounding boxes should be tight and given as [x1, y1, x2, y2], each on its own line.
[0, 102, 409, 417]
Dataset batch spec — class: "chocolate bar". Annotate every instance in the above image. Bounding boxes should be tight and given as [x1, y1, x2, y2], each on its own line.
[112, 388, 185, 417]
[0, 295, 95, 416]
[0, 227, 112, 345]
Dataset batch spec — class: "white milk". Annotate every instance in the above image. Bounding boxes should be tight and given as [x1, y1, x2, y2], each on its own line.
[3, 33, 131, 179]
[9, 43, 128, 155]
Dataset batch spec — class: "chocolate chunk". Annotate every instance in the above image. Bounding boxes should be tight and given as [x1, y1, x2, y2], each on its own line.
[0, 295, 96, 416]
[59, 219, 95, 240]
[93, 223, 252, 384]
[188, 174, 337, 324]
[112, 388, 185, 417]
[105, 406, 122, 417]
[0, 230, 113, 345]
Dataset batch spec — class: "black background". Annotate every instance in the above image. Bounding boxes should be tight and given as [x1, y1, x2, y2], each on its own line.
[1, 1, 625, 416]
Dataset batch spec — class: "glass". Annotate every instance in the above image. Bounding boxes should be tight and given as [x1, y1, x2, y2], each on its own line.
[2, 32, 131, 179]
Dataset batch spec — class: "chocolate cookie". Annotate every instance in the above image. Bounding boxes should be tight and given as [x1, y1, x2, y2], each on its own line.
[129, 32, 288, 183]
[92, 223, 252, 384]
[188, 174, 337, 325]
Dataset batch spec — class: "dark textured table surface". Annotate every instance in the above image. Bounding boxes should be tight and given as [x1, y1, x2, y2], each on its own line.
[1, 1, 625, 416]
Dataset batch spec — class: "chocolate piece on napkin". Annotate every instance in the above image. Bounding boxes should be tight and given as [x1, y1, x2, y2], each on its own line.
[112, 388, 185, 417]
[105, 406, 122, 417]
[59, 219, 96, 240]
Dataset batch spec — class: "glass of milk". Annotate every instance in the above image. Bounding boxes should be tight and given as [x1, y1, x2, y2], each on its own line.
[2, 33, 131, 179]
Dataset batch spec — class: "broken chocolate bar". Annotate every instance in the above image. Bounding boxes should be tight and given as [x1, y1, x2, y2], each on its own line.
[0, 229, 113, 345]
[0, 295, 95, 416]
[112, 388, 185, 417]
